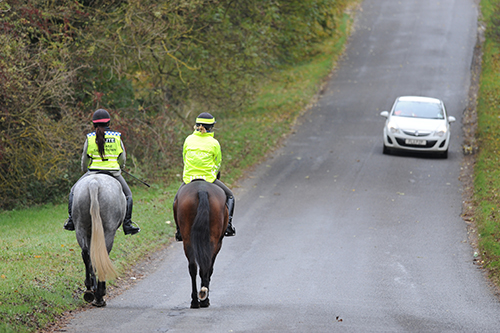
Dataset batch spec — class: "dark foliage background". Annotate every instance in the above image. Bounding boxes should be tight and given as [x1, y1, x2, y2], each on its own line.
[0, 0, 349, 209]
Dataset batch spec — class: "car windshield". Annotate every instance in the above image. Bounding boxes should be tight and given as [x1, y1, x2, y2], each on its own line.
[391, 101, 444, 119]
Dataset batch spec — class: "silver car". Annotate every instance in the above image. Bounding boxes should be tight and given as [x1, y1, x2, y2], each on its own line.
[380, 96, 456, 158]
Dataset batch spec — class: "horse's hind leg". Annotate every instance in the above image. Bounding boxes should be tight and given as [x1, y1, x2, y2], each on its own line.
[199, 274, 210, 308]
[82, 250, 96, 303]
[93, 281, 107, 307]
[199, 263, 213, 308]
[189, 261, 200, 309]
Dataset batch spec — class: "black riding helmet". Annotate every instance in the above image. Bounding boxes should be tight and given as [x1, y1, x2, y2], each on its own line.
[195, 112, 216, 132]
[92, 109, 111, 125]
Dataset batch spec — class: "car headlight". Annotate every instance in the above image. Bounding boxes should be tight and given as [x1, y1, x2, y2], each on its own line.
[435, 125, 447, 137]
[387, 120, 400, 134]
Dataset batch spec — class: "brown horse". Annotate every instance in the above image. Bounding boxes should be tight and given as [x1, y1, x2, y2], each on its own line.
[173, 180, 228, 308]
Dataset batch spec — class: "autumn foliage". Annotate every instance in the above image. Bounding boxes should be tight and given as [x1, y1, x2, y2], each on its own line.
[0, 0, 349, 209]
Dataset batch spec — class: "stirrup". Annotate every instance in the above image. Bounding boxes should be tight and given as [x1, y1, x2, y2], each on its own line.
[224, 224, 236, 237]
[123, 221, 140, 235]
[64, 218, 75, 231]
[175, 229, 182, 242]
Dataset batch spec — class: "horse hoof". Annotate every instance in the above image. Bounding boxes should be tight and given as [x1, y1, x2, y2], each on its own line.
[190, 301, 200, 309]
[200, 299, 210, 308]
[83, 291, 95, 303]
[93, 300, 106, 307]
[198, 287, 208, 301]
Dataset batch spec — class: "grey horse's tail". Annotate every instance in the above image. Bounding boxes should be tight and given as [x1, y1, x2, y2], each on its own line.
[191, 190, 212, 273]
[89, 179, 117, 281]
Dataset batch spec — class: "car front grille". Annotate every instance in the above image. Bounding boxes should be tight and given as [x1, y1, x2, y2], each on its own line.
[395, 138, 437, 148]
[402, 130, 431, 137]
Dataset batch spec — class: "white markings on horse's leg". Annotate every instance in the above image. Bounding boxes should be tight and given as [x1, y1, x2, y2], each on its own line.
[199, 286, 208, 301]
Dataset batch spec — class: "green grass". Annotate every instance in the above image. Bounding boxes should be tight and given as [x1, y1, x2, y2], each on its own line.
[0, 183, 179, 332]
[472, 0, 500, 286]
[0, 7, 357, 333]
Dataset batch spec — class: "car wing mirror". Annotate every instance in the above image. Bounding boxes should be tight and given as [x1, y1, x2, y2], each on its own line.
[448, 116, 456, 123]
[380, 111, 389, 118]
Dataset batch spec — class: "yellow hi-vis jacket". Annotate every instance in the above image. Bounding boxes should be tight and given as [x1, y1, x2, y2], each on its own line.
[182, 130, 221, 183]
[86, 131, 123, 171]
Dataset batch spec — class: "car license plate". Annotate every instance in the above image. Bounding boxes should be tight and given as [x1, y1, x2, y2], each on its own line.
[405, 139, 426, 145]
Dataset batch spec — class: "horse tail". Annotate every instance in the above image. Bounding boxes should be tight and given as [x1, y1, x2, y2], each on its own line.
[89, 180, 117, 281]
[191, 190, 212, 273]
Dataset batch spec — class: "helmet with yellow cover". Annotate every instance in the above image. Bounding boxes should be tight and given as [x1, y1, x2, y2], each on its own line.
[195, 112, 216, 132]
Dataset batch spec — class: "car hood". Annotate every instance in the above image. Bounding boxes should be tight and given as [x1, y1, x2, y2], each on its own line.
[390, 117, 447, 131]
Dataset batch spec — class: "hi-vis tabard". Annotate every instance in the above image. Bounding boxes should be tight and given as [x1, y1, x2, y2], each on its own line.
[86, 131, 123, 171]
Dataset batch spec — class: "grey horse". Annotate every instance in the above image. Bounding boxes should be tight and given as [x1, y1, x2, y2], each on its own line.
[72, 173, 126, 307]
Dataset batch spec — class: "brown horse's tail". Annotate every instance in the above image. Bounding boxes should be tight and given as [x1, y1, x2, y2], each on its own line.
[191, 190, 213, 273]
[89, 180, 117, 282]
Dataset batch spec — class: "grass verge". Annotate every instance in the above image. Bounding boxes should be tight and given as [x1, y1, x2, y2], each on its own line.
[471, 0, 500, 287]
[0, 6, 358, 333]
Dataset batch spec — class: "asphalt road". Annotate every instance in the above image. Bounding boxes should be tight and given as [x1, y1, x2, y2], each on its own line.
[63, 0, 500, 332]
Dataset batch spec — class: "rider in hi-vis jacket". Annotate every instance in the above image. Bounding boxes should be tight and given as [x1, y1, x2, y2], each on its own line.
[174, 112, 236, 241]
[63, 109, 140, 236]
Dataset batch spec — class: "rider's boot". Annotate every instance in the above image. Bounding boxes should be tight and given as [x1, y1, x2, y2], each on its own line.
[224, 196, 236, 237]
[123, 196, 140, 235]
[63, 192, 75, 231]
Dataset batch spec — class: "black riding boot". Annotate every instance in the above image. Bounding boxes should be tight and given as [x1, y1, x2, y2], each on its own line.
[225, 196, 236, 236]
[63, 192, 75, 231]
[123, 197, 140, 235]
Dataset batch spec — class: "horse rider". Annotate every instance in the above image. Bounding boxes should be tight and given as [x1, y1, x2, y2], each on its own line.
[174, 112, 236, 241]
[63, 109, 141, 235]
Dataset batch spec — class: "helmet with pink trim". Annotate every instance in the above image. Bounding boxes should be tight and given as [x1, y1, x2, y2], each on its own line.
[92, 109, 111, 124]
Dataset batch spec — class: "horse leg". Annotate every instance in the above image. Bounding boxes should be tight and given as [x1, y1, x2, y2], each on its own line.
[93, 281, 107, 307]
[189, 261, 200, 309]
[200, 242, 221, 308]
[199, 271, 210, 308]
[199, 257, 216, 308]
[82, 250, 96, 303]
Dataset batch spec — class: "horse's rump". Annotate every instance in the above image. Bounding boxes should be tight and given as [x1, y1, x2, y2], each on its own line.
[176, 181, 227, 269]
